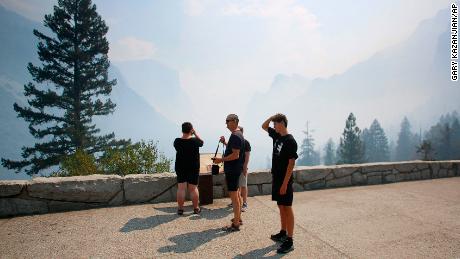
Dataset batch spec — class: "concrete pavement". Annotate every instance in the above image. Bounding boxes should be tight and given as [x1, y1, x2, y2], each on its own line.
[1, 177, 459, 258]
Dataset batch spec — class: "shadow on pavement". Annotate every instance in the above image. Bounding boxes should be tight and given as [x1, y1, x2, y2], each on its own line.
[234, 244, 287, 258]
[119, 213, 177, 233]
[158, 227, 231, 254]
[154, 205, 233, 221]
[188, 206, 233, 221]
[120, 206, 183, 232]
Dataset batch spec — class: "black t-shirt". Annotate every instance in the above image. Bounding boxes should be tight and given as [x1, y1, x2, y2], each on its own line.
[224, 131, 245, 174]
[244, 139, 251, 153]
[242, 139, 251, 165]
[174, 137, 203, 173]
[268, 127, 298, 183]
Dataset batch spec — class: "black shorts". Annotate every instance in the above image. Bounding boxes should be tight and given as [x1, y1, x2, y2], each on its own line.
[225, 172, 241, 192]
[176, 171, 199, 185]
[272, 179, 293, 206]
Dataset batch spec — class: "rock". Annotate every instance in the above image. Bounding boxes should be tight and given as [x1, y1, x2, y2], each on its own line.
[366, 172, 383, 177]
[124, 174, 176, 203]
[440, 162, 453, 169]
[420, 169, 431, 179]
[153, 185, 177, 203]
[384, 174, 396, 183]
[295, 169, 331, 184]
[414, 162, 430, 170]
[408, 171, 421, 181]
[438, 169, 448, 178]
[431, 163, 440, 178]
[48, 201, 101, 212]
[395, 173, 405, 182]
[351, 172, 366, 185]
[304, 180, 326, 190]
[28, 175, 123, 203]
[212, 173, 226, 186]
[292, 183, 304, 192]
[367, 175, 382, 185]
[0, 198, 48, 217]
[213, 186, 224, 199]
[382, 170, 393, 176]
[394, 163, 416, 173]
[108, 191, 124, 206]
[247, 171, 272, 185]
[326, 176, 351, 188]
[361, 163, 393, 173]
[248, 185, 260, 197]
[261, 184, 272, 195]
[333, 166, 359, 178]
[0, 180, 27, 197]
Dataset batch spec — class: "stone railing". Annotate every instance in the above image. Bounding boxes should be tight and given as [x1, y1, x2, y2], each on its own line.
[1, 160, 459, 217]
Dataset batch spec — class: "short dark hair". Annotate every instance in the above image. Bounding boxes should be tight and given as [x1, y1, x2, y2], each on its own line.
[182, 122, 193, 133]
[272, 113, 288, 127]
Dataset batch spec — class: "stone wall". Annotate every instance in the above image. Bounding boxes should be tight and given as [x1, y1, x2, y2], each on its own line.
[1, 160, 459, 217]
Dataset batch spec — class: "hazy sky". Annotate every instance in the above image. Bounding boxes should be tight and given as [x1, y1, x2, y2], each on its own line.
[1, 0, 451, 98]
[0, 0, 455, 165]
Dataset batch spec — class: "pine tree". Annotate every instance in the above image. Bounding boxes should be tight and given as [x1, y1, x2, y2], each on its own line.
[1, 0, 129, 175]
[416, 140, 434, 161]
[362, 119, 390, 162]
[395, 117, 416, 161]
[323, 138, 336, 165]
[298, 122, 320, 166]
[338, 113, 364, 164]
[361, 128, 371, 162]
[451, 117, 460, 159]
[425, 111, 460, 160]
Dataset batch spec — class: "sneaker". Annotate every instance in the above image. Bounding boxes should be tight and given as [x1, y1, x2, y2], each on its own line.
[270, 230, 287, 242]
[277, 238, 294, 254]
[241, 202, 248, 212]
[222, 223, 240, 232]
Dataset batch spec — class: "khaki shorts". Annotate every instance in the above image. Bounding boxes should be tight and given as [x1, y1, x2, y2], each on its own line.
[239, 172, 247, 187]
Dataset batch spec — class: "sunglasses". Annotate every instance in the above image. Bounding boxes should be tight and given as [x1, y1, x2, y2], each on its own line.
[226, 119, 234, 123]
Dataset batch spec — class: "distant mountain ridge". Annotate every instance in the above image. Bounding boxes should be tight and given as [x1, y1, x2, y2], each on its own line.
[0, 5, 178, 179]
[245, 8, 460, 168]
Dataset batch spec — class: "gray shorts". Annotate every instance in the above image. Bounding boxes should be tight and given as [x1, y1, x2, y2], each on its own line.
[239, 172, 247, 187]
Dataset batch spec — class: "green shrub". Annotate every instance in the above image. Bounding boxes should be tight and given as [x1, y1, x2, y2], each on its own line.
[99, 140, 171, 176]
[51, 149, 99, 177]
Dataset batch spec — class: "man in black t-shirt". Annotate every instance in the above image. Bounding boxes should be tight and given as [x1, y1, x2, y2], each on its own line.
[213, 114, 245, 232]
[262, 114, 298, 254]
[174, 122, 204, 215]
[238, 126, 251, 212]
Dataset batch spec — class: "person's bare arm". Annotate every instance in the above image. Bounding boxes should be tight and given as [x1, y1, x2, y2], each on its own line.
[192, 129, 203, 144]
[213, 148, 240, 164]
[280, 158, 295, 195]
[243, 151, 250, 176]
[262, 115, 275, 132]
[219, 136, 227, 145]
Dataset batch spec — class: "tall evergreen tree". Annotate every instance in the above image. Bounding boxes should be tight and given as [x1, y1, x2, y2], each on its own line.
[416, 140, 434, 161]
[323, 138, 336, 165]
[425, 111, 460, 160]
[298, 122, 320, 166]
[362, 119, 390, 162]
[337, 113, 364, 164]
[1, 0, 128, 175]
[451, 117, 460, 159]
[395, 117, 417, 161]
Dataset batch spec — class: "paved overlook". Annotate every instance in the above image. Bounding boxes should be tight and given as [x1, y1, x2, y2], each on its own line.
[1, 177, 459, 258]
